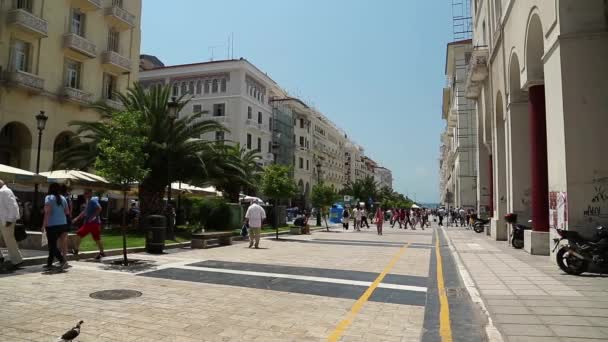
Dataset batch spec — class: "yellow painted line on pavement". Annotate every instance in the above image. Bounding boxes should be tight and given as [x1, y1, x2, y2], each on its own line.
[435, 228, 453, 342]
[327, 243, 409, 342]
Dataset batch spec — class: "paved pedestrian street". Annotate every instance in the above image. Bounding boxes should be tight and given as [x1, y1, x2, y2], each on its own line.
[0, 223, 552, 342]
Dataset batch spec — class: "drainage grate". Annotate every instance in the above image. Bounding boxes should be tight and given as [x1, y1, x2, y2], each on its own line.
[89, 289, 142, 300]
[445, 288, 467, 298]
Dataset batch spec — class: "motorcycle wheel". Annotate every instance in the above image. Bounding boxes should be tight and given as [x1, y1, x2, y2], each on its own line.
[473, 224, 484, 233]
[556, 247, 588, 275]
[512, 236, 524, 249]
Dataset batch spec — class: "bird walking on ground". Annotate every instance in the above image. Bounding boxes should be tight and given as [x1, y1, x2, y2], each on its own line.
[58, 320, 83, 341]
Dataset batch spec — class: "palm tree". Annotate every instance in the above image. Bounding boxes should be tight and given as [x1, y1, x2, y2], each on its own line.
[208, 143, 262, 202]
[342, 176, 378, 204]
[56, 83, 229, 219]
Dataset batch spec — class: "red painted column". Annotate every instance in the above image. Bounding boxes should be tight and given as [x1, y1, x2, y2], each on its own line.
[528, 85, 550, 232]
[488, 154, 494, 216]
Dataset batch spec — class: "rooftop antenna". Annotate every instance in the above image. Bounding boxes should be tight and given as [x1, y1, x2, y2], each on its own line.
[231, 32, 235, 59]
[208, 45, 222, 61]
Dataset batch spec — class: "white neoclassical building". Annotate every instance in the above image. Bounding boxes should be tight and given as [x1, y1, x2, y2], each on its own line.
[139, 59, 282, 166]
[466, 0, 608, 254]
[440, 39, 478, 211]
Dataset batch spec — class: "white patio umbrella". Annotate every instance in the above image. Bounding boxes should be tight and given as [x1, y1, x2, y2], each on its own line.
[411, 204, 421, 209]
[0, 164, 46, 183]
[41, 170, 110, 184]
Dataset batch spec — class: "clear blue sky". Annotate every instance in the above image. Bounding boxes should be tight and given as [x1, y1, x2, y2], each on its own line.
[141, 0, 453, 203]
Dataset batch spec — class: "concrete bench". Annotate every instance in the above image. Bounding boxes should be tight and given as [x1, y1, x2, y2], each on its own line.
[191, 231, 233, 249]
[290, 226, 302, 235]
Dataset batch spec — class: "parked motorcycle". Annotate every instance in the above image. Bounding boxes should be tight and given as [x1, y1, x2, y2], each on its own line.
[553, 226, 608, 275]
[473, 217, 490, 233]
[505, 213, 531, 249]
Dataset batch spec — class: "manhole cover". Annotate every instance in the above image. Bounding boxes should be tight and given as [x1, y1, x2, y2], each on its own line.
[89, 289, 142, 300]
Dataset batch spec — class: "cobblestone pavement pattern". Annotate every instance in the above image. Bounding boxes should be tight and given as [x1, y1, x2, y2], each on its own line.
[0, 225, 438, 342]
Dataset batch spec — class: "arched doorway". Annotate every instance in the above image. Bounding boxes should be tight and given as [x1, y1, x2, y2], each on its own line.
[52, 131, 77, 168]
[0, 122, 32, 169]
[525, 13, 550, 237]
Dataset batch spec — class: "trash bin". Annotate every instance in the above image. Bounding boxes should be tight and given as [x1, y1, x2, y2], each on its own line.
[145, 215, 166, 254]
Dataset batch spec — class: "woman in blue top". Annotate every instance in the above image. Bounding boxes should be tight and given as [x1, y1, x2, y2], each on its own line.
[42, 183, 69, 269]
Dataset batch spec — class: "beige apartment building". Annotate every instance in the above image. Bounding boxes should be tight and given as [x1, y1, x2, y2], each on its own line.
[466, 0, 608, 254]
[0, 0, 141, 173]
[311, 112, 347, 191]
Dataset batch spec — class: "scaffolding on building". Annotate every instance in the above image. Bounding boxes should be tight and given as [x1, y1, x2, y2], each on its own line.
[451, 0, 472, 40]
[439, 0, 477, 207]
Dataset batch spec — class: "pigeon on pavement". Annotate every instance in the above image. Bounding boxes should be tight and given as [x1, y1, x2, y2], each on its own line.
[58, 320, 83, 341]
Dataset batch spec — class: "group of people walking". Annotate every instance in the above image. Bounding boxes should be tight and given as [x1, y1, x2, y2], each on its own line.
[341, 205, 390, 236]
[0, 179, 105, 271]
[435, 207, 477, 228]
[388, 208, 430, 230]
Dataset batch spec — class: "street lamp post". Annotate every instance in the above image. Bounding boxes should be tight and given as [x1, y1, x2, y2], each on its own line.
[316, 161, 322, 227]
[33, 111, 48, 227]
[166, 97, 179, 240]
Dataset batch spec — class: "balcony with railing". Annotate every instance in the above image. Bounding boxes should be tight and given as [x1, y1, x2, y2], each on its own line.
[72, 0, 102, 11]
[63, 33, 97, 59]
[6, 70, 44, 93]
[465, 49, 489, 99]
[63, 87, 92, 105]
[245, 119, 269, 133]
[102, 51, 131, 73]
[104, 5, 135, 30]
[7, 9, 48, 37]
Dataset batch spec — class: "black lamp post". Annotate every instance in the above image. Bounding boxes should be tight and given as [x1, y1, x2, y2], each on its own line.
[166, 97, 178, 239]
[316, 161, 322, 227]
[33, 110, 47, 227]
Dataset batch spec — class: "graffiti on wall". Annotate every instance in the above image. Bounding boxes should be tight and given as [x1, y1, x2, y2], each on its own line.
[583, 176, 608, 222]
[549, 191, 568, 229]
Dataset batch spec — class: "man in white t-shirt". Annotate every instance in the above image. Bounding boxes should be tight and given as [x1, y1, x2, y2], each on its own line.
[245, 200, 266, 248]
[353, 206, 362, 231]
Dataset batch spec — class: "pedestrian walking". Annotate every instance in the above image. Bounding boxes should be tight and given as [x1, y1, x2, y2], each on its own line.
[391, 208, 400, 228]
[438, 207, 445, 226]
[245, 199, 266, 248]
[59, 184, 72, 258]
[0, 179, 23, 268]
[402, 208, 410, 229]
[71, 189, 105, 260]
[342, 207, 350, 230]
[42, 183, 69, 269]
[375, 206, 384, 235]
[353, 206, 362, 231]
[360, 208, 370, 229]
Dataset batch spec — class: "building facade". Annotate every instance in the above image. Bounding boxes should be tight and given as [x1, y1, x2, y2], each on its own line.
[0, 0, 142, 172]
[465, 0, 608, 255]
[139, 59, 280, 166]
[439, 39, 478, 211]
[311, 112, 346, 191]
[374, 166, 393, 190]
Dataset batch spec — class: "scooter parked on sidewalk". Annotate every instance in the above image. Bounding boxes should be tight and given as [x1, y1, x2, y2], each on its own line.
[505, 213, 531, 249]
[553, 226, 608, 275]
[472, 217, 490, 233]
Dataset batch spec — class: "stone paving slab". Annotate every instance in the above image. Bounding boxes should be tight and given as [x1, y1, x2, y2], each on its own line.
[0, 227, 432, 341]
[443, 227, 608, 342]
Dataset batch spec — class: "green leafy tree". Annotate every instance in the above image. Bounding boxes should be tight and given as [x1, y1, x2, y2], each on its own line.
[94, 110, 150, 265]
[260, 164, 297, 238]
[342, 176, 378, 204]
[56, 83, 235, 222]
[312, 182, 340, 231]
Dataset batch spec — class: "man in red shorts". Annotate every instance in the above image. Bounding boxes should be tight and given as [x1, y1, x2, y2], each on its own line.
[71, 189, 105, 260]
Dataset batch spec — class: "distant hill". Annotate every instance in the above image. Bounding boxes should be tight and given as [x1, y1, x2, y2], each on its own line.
[418, 202, 439, 209]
